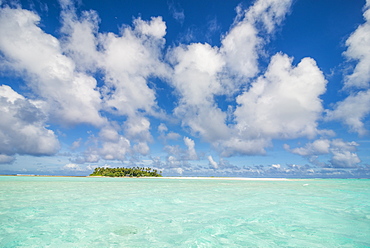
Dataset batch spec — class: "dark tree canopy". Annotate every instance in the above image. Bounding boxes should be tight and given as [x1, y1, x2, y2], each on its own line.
[90, 167, 162, 177]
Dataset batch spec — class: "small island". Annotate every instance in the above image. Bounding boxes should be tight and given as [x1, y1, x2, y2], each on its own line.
[90, 167, 162, 177]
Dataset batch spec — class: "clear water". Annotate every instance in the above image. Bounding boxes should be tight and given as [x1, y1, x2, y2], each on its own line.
[1, 176, 369, 247]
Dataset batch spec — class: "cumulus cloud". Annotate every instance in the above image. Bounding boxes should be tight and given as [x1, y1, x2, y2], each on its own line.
[208, 155, 218, 169]
[158, 123, 181, 141]
[164, 136, 198, 161]
[216, 53, 327, 156]
[184, 137, 198, 160]
[330, 139, 361, 168]
[99, 16, 169, 118]
[221, 0, 292, 81]
[0, 6, 105, 127]
[63, 163, 85, 171]
[327, 1, 370, 135]
[245, 0, 292, 33]
[169, 43, 230, 141]
[343, 3, 370, 89]
[170, 43, 224, 106]
[88, 125, 131, 162]
[235, 53, 326, 140]
[164, 155, 189, 171]
[1, 0, 365, 176]
[165, 0, 317, 159]
[326, 90, 370, 135]
[215, 137, 271, 157]
[62, 163, 96, 172]
[69, 124, 131, 164]
[133, 142, 150, 155]
[0, 85, 60, 161]
[330, 150, 361, 168]
[168, 0, 294, 147]
[220, 14, 260, 80]
[285, 139, 331, 156]
[60, 0, 101, 72]
[58, 1, 172, 159]
[287, 138, 361, 168]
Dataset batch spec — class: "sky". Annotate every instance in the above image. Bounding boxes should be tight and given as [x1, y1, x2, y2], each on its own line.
[0, 0, 370, 177]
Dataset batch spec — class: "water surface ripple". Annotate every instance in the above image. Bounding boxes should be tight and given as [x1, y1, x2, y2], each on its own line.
[1, 176, 369, 247]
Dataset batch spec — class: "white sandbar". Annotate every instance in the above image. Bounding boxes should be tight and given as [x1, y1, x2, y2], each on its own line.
[146, 177, 290, 181]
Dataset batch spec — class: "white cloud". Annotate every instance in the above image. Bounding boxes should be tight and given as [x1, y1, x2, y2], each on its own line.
[326, 89, 370, 136]
[219, 53, 327, 156]
[330, 139, 361, 168]
[343, 4, 370, 89]
[208, 155, 218, 169]
[165, 156, 189, 170]
[327, 1, 370, 135]
[287, 138, 361, 168]
[0, 85, 60, 159]
[163, 137, 198, 162]
[330, 150, 361, 168]
[0, 6, 105, 127]
[158, 123, 181, 141]
[221, 0, 292, 81]
[78, 125, 131, 163]
[59, 1, 170, 119]
[271, 164, 281, 169]
[2, 0, 366, 175]
[183, 137, 198, 160]
[99, 16, 169, 117]
[133, 142, 150, 156]
[158, 123, 168, 133]
[331, 139, 359, 152]
[169, 43, 230, 142]
[97, 126, 131, 160]
[124, 116, 152, 142]
[245, 0, 292, 34]
[63, 163, 84, 171]
[172, 167, 184, 175]
[235, 53, 326, 139]
[168, 0, 294, 146]
[286, 139, 331, 156]
[133, 17, 167, 38]
[60, 1, 101, 72]
[215, 137, 271, 157]
[220, 19, 260, 80]
[58, 2, 171, 159]
[62, 163, 95, 172]
[170, 43, 224, 106]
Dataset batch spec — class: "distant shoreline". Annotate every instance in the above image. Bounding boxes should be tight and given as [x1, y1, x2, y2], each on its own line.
[146, 177, 291, 181]
[1, 175, 367, 180]
[1, 174, 291, 180]
[0, 174, 86, 178]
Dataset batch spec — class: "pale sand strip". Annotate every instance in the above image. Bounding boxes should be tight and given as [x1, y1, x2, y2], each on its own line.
[144, 177, 290, 181]
[3, 175, 292, 180]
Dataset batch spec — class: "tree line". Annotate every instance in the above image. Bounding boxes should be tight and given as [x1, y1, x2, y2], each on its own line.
[90, 166, 162, 177]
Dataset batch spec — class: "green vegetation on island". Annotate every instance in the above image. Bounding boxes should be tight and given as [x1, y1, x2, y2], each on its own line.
[90, 167, 162, 177]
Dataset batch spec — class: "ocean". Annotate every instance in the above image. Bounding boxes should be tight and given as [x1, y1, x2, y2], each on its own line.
[0, 176, 369, 247]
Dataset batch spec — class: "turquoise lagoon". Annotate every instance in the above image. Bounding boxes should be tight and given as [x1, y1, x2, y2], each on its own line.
[0, 176, 369, 247]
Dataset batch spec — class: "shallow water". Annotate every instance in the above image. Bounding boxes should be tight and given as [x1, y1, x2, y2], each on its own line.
[1, 176, 369, 247]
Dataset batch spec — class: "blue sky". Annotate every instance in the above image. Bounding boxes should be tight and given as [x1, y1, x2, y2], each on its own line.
[0, 0, 370, 177]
